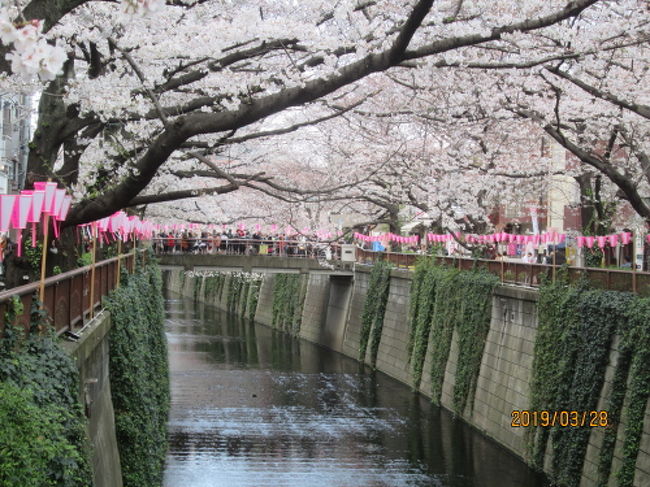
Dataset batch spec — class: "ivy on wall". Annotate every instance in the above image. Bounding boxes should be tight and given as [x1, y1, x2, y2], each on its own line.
[452, 269, 499, 415]
[410, 259, 498, 414]
[204, 273, 226, 302]
[246, 277, 262, 321]
[198, 272, 262, 320]
[407, 260, 442, 388]
[0, 297, 91, 487]
[428, 267, 461, 406]
[617, 301, 650, 487]
[226, 274, 243, 314]
[358, 261, 391, 366]
[406, 258, 498, 414]
[528, 275, 650, 487]
[228, 273, 262, 318]
[105, 261, 170, 487]
[272, 273, 307, 335]
[193, 273, 202, 301]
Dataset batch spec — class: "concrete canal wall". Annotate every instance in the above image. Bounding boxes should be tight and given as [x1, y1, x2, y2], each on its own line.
[168, 266, 650, 487]
[63, 311, 123, 487]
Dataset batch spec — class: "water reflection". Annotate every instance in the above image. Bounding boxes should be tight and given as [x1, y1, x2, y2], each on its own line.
[163, 294, 547, 487]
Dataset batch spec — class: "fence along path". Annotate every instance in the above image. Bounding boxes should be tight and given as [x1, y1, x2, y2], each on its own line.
[3, 240, 649, 335]
[0, 251, 144, 334]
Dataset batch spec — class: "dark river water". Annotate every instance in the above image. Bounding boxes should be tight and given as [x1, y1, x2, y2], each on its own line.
[163, 294, 548, 487]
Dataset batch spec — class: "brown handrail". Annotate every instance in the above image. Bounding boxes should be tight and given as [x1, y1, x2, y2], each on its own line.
[0, 250, 146, 335]
[354, 248, 650, 296]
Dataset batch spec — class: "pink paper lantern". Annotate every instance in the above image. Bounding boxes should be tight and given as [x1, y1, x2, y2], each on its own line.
[597, 236, 607, 249]
[608, 234, 619, 247]
[33, 181, 58, 215]
[11, 194, 31, 230]
[98, 216, 110, 232]
[11, 194, 32, 257]
[621, 232, 632, 245]
[23, 190, 45, 247]
[585, 236, 595, 248]
[52, 189, 66, 217]
[0, 194, 17, 232]
[51, 189, 67, 238]
[576, 236, 585, 248]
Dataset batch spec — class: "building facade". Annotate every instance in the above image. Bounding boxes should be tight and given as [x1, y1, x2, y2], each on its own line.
[0, 94, 32, 194]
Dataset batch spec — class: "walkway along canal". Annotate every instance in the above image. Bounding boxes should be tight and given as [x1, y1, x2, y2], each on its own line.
[163, 292, 547, 487]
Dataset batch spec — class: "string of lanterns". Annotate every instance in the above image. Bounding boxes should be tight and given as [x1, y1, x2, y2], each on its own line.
[0, 182, 71, 259]
[353, 230, 637, 248]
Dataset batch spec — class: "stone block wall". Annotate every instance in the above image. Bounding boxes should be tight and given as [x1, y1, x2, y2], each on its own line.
[340, 270, 370, 360]
[64, 311, 123, 487]
[466, 286, 538, 454]
[372, 271, 412, 386]
[299, 273, 331, 346]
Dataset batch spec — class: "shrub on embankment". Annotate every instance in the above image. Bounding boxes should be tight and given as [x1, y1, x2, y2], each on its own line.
[105, 260, 170, 487]
[0, 297, 92, 487]
[528, 274, 650, 487]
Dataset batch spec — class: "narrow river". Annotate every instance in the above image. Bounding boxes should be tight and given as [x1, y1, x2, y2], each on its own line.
[163, 294, 548, 487]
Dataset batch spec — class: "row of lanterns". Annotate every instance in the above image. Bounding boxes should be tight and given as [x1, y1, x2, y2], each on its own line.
[355, 230, 637, 249]
[0, 182, 72, 258]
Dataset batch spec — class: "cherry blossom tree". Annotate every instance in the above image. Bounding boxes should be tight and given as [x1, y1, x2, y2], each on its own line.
[379, 0, 649, 229]
[3, 0, 603, 229]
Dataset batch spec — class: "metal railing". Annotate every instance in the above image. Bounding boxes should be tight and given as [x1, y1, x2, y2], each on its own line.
[355, 248, 650, 296]
[151, 237, 342, 260]
[0, 251, 143, 335]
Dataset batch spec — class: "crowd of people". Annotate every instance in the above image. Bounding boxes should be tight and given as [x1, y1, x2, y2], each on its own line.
[149, 227, 637, 270]
[153, 229, 343, 259]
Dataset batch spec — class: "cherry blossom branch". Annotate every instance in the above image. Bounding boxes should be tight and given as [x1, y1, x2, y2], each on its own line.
[404, 0, 599, 60]
[127, 183, 241, 206]
[108, 36, 170, 129]
[547, 66, 650, 120]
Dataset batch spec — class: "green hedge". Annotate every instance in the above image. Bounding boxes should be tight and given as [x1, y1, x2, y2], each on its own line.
[0, 297, 91, 487]
[358, 261, 392, 366]
[528, 275, 650, 487]
[105, 261, 170, 487]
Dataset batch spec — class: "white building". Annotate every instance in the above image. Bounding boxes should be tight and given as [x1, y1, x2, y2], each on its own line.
[0, 94, 32, 194]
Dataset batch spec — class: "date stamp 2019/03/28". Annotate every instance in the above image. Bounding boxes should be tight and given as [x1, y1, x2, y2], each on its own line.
[511, 410, 609, 428]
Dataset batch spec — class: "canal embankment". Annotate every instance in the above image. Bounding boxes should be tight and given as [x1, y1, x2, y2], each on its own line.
[167, 263, 650, 487]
